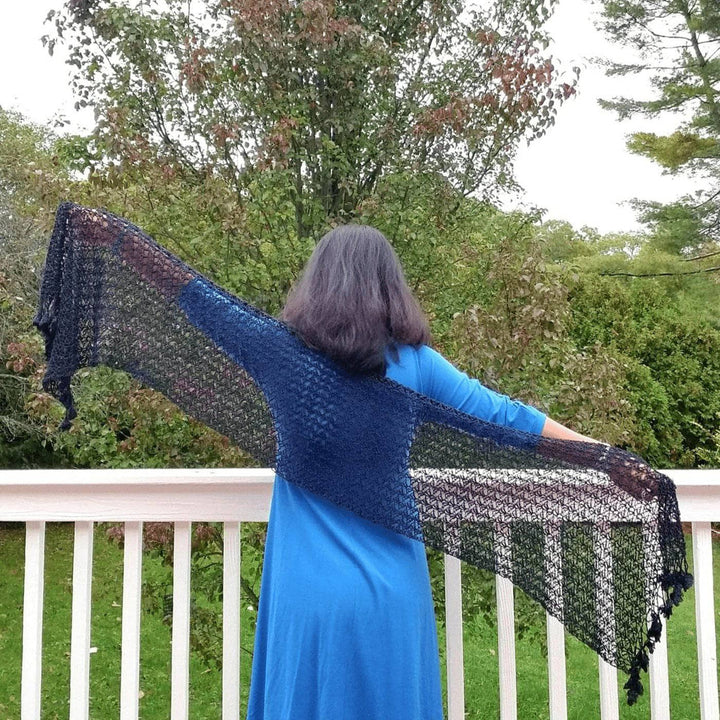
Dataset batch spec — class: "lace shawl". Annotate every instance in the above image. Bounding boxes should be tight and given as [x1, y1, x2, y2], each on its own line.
[32, 202, 693, 703]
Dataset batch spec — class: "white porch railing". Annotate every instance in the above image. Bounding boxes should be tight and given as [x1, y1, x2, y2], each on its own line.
[1, 467, 719, 720]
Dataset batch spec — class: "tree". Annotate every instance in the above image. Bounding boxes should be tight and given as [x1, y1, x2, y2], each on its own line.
[595, 0, 720, 257]
[45, 0, 578, 247]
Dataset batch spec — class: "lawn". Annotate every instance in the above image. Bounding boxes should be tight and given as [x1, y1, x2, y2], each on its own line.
[0, 523, 715, 719]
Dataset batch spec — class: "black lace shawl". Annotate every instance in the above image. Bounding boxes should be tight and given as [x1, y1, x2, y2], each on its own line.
[32, 202, 693, 703]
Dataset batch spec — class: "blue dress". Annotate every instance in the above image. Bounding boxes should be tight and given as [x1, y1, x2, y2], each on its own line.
[246, 344, 546, 720]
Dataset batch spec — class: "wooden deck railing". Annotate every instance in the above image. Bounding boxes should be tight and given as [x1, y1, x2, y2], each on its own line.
[1, 467, 719, 720]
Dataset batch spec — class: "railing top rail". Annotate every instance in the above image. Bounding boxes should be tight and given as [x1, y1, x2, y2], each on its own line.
[0, 467, 718, 522]
[0, 468, 275, 523]
[0, 467, 275, 486]
[663, 468, 720, 485]
[1, 466, 717, 483]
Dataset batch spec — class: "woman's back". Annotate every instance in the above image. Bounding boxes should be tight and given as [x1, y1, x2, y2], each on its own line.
[246, 344, 545, 720]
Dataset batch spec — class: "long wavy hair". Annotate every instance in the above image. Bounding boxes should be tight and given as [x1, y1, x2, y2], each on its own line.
[279, 224, 432, 376]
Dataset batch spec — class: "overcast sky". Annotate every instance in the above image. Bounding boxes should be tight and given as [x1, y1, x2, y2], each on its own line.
[0, 1, 701, 234]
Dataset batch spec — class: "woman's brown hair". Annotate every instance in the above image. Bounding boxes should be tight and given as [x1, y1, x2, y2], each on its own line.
[279, 224, 432, 376]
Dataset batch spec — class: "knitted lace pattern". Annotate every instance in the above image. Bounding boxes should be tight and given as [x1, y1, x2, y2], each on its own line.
[33, 202, 693, 704]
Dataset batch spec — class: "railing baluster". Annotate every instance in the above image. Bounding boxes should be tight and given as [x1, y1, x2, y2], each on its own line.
[545, 522, 567, 720]
[120, 521, 144, 720]
[598, 659, 619, 720]
[595, 521, 619, 720]
[649, 624, 670, 720]
[69, 521, 94, 720]
[644, 521, 670, 720]
[495, 522, 517, 720]
[21, 521, 45, 720]
[546, 615, 567, 720]
[497, 576, 517, 720]
[594, 523, 617, 666]
[444, 554, 465, 720]
[692, 521, 720, 720]
[223, 522, 241, 720]
[171, 521, 192, 720]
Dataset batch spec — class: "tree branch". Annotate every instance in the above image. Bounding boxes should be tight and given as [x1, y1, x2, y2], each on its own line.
[683, 249, 720, 262]
[601, 266, 720, 278]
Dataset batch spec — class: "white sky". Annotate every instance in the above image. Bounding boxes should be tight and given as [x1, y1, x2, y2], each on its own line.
[0, 1, 702, 234]
[509, 1, 701, 233]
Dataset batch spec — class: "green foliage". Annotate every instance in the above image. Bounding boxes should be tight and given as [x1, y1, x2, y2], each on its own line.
[0, 108, 74, 219]
[0, 110, 79, 466]
[0, 111, 273, 468]
[598, 1, 720, 128]
[418, 212, 720, 469]
[627, 131, 719, 171]
[26, 366, 256, 470]
[568, 272, 720, 467]
[442, 213, 636, 446]
[698, 429, 720, 466]
[634, 198, 720, 259]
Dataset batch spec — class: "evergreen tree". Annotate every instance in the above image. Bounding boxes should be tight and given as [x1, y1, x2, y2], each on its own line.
[596, 0, 720, 261]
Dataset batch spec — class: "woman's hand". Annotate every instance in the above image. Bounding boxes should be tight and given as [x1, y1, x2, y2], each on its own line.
[540, 417, 658, 500]
[540, 417, 604, 445]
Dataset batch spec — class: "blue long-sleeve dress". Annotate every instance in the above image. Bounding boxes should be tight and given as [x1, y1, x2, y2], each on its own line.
[246, 343, 546, 720]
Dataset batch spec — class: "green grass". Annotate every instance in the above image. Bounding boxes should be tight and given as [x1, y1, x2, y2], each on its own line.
[0, 524, 715, 719]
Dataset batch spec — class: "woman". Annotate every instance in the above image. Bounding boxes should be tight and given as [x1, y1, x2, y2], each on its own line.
[246, 224, 602, 720]
[32, 204, 691, 714]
